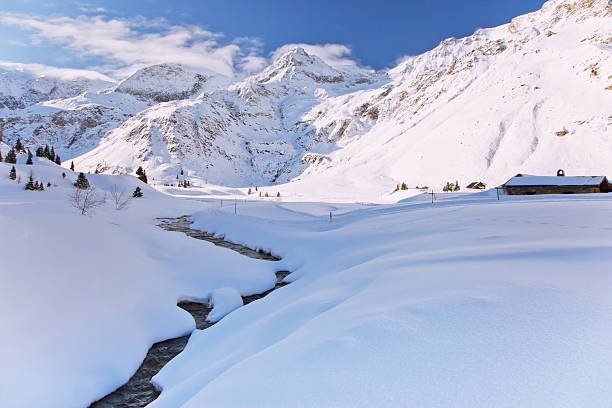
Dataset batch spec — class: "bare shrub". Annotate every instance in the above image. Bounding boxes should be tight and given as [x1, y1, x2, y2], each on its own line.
[109, 185, 131, 210]
[69, 185, 105, 215]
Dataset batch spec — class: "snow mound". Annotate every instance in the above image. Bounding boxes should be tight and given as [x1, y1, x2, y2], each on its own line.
[206, 287, 244, 323]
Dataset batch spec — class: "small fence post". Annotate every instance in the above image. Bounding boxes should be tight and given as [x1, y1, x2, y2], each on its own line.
[496, 187, 500, 201]
[431, 190, 435, 204]
[234, 200, 237, 214]
[330, 211, 332, 223]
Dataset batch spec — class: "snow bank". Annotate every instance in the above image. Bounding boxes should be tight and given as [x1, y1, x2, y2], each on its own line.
[205, 287, 244, 323]
[0, 162, 278, 408]
[149, 193, 612, 408]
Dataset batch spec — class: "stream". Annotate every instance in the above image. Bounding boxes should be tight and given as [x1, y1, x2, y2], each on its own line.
[89, 216, 288, 408]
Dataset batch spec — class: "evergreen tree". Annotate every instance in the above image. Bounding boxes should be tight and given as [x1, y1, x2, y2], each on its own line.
[9, 166, 16, 180]
[36, 147, 43, 157]
[25, 175, 36, 191]
[0, 150, 3, 162]
[401, 182, 408, 190]
[135, 166, 148, 183]
[74, 172, 90, 189]
[139, 170, 148, 184]
[248, 187, 252, 194]
[132, 186, 143, 198]
[55, 155, 61, 165]
[14, 138, 24, 153]
[43, 145, 50, 159]
[70, 161, 75, 171]
[26, 150, 33, 165]
[50, 146, 56, 162]
[277, 192, 280, 197]
[5, 148, 17, 164]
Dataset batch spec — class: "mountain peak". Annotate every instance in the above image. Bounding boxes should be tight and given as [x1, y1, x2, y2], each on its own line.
[254, 47, 346, 85]
[114, 63, 210, 102]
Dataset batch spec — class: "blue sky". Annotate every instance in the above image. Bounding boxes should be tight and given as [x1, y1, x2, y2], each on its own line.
[0, 0, 546, 78]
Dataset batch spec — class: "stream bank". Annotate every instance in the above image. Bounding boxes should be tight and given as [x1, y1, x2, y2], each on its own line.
[89, 217, 288, 408]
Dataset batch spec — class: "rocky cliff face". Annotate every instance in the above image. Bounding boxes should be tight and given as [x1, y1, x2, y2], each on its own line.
[1, 0, 610, 193]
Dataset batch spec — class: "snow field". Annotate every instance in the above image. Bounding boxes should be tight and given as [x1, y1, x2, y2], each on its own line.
[148, 192, 612, 408]
[0, 161, 278, 408]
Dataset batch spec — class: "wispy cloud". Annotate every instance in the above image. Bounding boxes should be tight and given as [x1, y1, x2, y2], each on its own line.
[0, 12, 361, 80]
[0, 12, 248, 78]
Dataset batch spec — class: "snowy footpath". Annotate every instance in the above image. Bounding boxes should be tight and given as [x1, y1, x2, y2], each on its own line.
[2, 157, 612, 407]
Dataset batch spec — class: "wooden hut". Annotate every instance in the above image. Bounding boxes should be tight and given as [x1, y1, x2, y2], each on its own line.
[503, 171, 611, 195]
[466, 181, 486, 190]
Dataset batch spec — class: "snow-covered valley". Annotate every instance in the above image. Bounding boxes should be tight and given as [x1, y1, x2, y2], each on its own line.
[1, 153, 612, 407]
[2, 0, 612, 407]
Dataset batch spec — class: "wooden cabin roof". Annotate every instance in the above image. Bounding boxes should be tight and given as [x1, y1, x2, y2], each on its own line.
[504, 175, 607, 187]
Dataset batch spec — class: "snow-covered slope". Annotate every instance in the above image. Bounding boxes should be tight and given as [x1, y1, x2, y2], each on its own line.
[3, 163, 611, 407]
[1, 0, 610, 198]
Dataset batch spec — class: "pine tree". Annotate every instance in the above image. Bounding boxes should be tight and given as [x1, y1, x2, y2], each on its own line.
[36, 147, 43, 157]
[0, 150, 3, 162]
[14, 138, 24, 153]
[44, 145, 50, 159]
[55, 155, 61, 165]
[74, 172, 90, 189]
[135, 166, 148, 184]
[132, 186, 143, 198]
[277, 192, 280, 197]
[26, 150, 33, 165]
[70, 161, 75, 171]
[248, 188, 252, 194]
[25, 175, 36, 191]
[50, 146, 56, 162]
[9, 166, 16, 180]
[5, 148, 17, 164]
[401, 182, 408, 190]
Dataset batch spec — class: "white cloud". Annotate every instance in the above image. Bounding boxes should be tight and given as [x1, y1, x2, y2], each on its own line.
[271, 43, 358, 68]
[0, 12, 363, 81]
[0, 12, 246, 79]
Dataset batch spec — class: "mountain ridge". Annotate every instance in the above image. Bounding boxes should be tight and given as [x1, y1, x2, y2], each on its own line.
[0, 0, 610, 198]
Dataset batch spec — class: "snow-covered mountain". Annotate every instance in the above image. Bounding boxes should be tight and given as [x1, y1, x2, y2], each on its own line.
[1, 0, 610, 196]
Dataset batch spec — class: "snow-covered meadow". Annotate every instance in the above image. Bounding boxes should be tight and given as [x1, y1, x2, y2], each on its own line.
[0, 157, 277, 407]
[2, 153, 611, 407]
